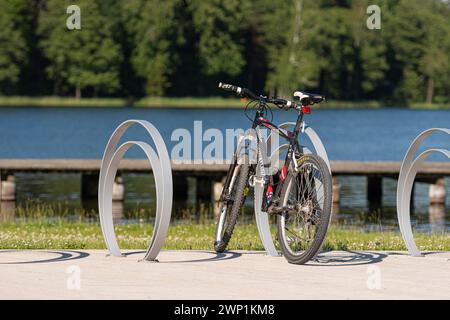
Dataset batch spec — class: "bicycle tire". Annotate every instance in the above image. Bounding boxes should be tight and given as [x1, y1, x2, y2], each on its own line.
[214, 155, 250, 252]
[277, 154, 332, 264]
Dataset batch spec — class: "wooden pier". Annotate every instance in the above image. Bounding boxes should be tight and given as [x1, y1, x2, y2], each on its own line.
[1, 159, 449, 175]
[1, 159, 449, 211]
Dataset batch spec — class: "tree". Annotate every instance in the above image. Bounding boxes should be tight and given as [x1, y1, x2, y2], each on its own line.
[387, 0, 450, 104]
[38, 0, 122, 98]
[189, 0, 246, 77]
[0, 0, 29, 94]
[418, 3, 449, 104]
[348, 0, 388, 99]
[121, 0, 180, 96]
[261, 0, 320, 97]
[0, 0, 449, 105]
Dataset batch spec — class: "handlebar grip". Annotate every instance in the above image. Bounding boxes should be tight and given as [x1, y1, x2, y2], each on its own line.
[218, 82, 242, 95]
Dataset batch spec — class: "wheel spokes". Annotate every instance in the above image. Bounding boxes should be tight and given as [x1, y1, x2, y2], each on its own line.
[282, 161, 325, 254]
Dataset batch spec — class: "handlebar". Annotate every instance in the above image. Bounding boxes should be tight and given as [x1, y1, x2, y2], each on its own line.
[218, 82, 259, 100]
[218, 82, 295, 110]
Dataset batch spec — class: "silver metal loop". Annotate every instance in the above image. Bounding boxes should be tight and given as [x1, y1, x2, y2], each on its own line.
[397, 128, 449, 256]
[98, 120, 173, 261]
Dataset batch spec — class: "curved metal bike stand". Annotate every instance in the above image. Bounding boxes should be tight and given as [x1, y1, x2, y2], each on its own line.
[98, 120, 173, 261]
[251, 122, 331, 256]
[396, 128, 449, 257]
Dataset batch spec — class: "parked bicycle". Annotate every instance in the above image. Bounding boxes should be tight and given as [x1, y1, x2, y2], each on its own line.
[214, 83, 332, 264]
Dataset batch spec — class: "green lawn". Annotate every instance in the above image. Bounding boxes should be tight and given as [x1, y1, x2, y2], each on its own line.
[0, 220, 449, 251]
[0, 96, 449, 109]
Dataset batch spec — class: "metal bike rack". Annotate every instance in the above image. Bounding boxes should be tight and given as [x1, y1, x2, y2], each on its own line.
[237, 122, 331, 257]
[98, 120, 173, 261]
[396, 128, 449, 257]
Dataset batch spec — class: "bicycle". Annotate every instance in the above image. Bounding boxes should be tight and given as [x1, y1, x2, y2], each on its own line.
[214, 82, 332, 264]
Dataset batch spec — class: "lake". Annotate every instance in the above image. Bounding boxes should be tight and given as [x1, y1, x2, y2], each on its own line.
[0, 107, 449, 231]
[0, 107, 449, 160]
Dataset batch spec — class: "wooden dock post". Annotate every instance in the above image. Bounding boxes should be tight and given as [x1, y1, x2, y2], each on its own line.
[332, 176, 341, 203]
[429, 177, 446, 204]
[367, 176, 382, 211]
[1, 174, 16, 201]
[0, 172, 16, 220]
[112, 176, 124, 201]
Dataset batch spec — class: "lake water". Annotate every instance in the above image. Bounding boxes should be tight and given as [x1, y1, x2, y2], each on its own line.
[0, 107, 449, 160]
[0, 107, 449, 231]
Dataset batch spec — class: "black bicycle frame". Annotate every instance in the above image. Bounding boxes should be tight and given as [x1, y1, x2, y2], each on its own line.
[252, 105, 305, 202]
[220, 99, 306, 204]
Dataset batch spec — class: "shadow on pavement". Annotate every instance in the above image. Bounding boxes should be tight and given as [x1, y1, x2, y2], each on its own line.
[124, 250, 242, 264]
[0, 250, 90, 265]
[385, 251, 447, 257]
[422, 251, 448, 256]
[307, 251, 388, 267]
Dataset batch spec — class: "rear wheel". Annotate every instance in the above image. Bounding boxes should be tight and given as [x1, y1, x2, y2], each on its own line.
[214, 155, 250, 252]
[277, 154, 332, 264]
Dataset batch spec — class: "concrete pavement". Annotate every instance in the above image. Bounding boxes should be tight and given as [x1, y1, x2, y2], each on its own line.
[0, 250, 449, 299]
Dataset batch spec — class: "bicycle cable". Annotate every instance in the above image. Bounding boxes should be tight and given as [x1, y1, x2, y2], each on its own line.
[244, 99, 259, 122]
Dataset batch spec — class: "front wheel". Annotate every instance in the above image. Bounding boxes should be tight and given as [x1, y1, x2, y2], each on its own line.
[277, 154, 332, 264]
[214, 155, 250, 252]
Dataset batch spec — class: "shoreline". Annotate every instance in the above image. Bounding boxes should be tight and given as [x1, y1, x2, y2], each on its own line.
[0, 96, 448, 109]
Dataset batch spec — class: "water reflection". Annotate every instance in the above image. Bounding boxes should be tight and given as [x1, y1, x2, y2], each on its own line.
[429, 204, 446, 233]
[0, 201, 15, 221]
[112, 201, 124, 222]
[331, 202, 340, 223]
[80, 199, 124, 222]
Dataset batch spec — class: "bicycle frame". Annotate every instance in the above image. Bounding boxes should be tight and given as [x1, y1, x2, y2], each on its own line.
[252, 105, 306, 206]
[221, 98, 308, 208]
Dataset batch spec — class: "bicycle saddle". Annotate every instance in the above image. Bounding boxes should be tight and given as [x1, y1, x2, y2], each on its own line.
[293, 91, 325, 105]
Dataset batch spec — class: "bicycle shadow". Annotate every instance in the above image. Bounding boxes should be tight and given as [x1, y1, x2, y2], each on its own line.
[0, 250, 90, 265]
[124, 250, 242, 264]
[306, 250, 387, 267]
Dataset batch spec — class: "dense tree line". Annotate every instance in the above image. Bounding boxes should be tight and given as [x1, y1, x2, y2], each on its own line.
[0, 0, 449, 104]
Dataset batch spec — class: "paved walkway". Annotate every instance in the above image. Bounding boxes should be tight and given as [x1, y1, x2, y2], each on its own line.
[0, 250, 449, 299]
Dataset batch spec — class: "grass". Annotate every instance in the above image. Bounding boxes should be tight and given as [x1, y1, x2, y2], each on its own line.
[410, 102, 450, 110]
[134, 96, 245, 108]
[0, 96, 127, 107]
[0, 96, 449, 109]
[0, 96, 245, 108]
[0, 219, 449, 251]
